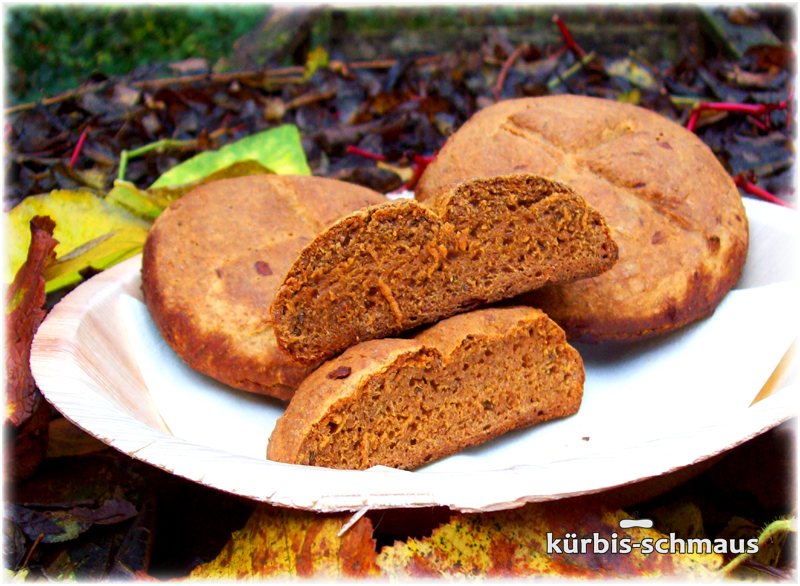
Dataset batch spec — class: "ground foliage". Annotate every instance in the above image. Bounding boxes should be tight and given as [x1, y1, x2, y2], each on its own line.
[3, 5, 797, 581]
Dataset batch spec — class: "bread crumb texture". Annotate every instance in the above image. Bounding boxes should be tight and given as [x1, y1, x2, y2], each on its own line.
[141, 175, 386, 400]
[267, 306, 584, 470]
[415, 95, 749, 342]
[271, 173, 617, 365]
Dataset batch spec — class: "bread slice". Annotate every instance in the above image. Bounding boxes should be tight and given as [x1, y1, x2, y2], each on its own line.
[141, 175, 386, 400]
[271, 174, 617, 366]
[267, 306, 584, 470]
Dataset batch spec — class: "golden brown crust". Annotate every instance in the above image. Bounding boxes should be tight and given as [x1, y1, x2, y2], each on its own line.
[415, 95, 749, 342]
[141, 175, 386, 400]
[267, 307, 584, 470]
[271, 173, 618, 365]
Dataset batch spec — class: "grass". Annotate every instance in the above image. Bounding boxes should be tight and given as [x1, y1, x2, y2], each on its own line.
[5, 5, 270, 105]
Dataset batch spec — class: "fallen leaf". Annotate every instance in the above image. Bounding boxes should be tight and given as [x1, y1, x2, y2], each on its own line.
[46, 418, 108, 459]
[42, 226, 148, 292]
[617, 88, 642, 104]
[189, 505, 382, 580]
[379, 502, 723, 579]
[607, 57, 659, 91]
[304, 46, 330, 80]
[7, 499, 138, 544]
[648, 497, 708, 539]
[5, 190, 149, 286]
[149, 125, 310, 189]
[5, 216, 57, 426]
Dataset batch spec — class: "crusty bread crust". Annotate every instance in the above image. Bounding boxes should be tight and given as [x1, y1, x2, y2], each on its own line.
[141, 175, 386, 400]
[415, 95, 749, 342]
[267, 307, 584, 470]
[271, 173, 617, 365]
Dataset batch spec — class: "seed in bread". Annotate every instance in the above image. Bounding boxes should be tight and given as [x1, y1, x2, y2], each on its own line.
[267, 306, 584, 470]
[141, 174, 386, 400]
[271, 173, 618, 366]
[415, 95, 749, 342]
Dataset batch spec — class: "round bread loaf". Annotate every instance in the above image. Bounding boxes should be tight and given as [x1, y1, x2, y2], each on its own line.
[141, 175, 387, 400]
[416, 95, 749, 342]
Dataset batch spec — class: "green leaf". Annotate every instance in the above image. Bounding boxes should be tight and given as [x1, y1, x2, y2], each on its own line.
[109, 160, 274, 222]
[42, 226, 148, 292]
[149, 125, 309, 189]
[5, 190, 150, 285]
[106, 181, 164, 221]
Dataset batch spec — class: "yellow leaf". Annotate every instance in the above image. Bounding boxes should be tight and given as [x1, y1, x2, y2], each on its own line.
[377, 161, 414, 183]
[42, 226, 148, 292]
[607, 57, 658, 91]
[5, 190, 150, 285]
[649, 497, 707, 539]
[189, 506, 382, 580]
[304, 46, 330, 80]
[378, 502, 723, 579]
[617, 88, 642, 105]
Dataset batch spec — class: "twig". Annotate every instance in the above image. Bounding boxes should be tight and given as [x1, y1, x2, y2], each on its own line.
[69, 125, 90, 170]
[117, 138, 199, 182]
[21, 533, 44, 569]
[553, 15, 587, 59]
[547, 51, 596, 90]
[346, 145, 387, 161]
[5, 56, 445, 117]
[286, 88, 338, 110]
[493, 43, 530, 102]
[733, 174, 795, 209]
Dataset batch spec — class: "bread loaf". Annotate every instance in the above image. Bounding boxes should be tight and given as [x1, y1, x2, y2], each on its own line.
[141, 175, 386, 400]
[271, 173, 617, 366]
[415, 95, 749, 342]
[267, 306, 584, 470]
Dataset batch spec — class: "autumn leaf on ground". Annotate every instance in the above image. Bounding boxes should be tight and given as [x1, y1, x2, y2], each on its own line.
[189, 505, 381, 580]
[378, 501, 723, 579]
[150, 124, 310, 189]
[4, 190, 150, 289]
[4, 216, 57, 482]
[5, 215, 56, 425]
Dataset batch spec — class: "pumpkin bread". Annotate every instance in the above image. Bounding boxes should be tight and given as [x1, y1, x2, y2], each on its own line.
[141, 174, 386, 400]
[267, 306, 584, 470]
[271, 173, 617, 366]
[416, 95, 749, 342]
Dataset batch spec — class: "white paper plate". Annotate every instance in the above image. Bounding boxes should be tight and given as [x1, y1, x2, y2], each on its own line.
[31, 198, 799, 513]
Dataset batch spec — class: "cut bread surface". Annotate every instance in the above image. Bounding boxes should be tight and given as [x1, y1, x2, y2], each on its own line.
[271, 174, 617, 366]
[267, 307, 584, 471]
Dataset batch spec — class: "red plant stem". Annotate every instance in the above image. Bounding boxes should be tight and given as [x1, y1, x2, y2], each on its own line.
[733, 175, 795, 209]
[346, 145, 387, 161]
[69, 125, 89, 169]
[391, 154, 436, 193]
[493, 43, 529, 101]
[552, 15, 587, 59]
[687, 94, 792, 132]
